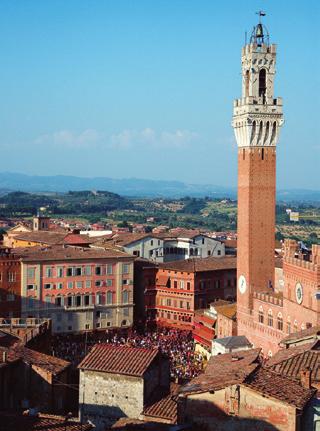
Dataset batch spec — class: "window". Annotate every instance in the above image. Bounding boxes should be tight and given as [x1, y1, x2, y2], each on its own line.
[45, 267, 53, 278]
[122, 279, 128, 285]
[7, 294, 14, 301]
[44, 283, 52, 289]
[96, 294, 103, 305]
[106, 279, 113, 287]
[84, 295, 90, 306]
[57, 282, 63, 289]
[187, 282, 191, 290]
[85, 280, 91, 289]
[85, 266, 91, 275]
[106, 291, 113, 305]
[66, 267, 74, 277]
[217, 250, 221, 256]
[180, 280, 185, 289]
[267, 310, 273, 327]
[106, 265, 113, 275]
[85, 324, 90, 330]
[27, 284, 35, 290]
[133, 250, 140, 257]
[180, 301, 184, 308]
[95, 266, 102, 275]
[55, 297, 63, 307]
[67, 282, 73, 289]
[186, 302, 190, 310]
[8, 273, 16, 282]
[122, 264, 130, 274]
[76, 296, 81, 307]
[277, 313, 283, 331]
[76, 281, 83, 289]
[150, 240, 153, 246]
[75, 267, 82, 276]
[258, 307, 264, 324]
[57, 267, 64, 278]
[67, 296, 73, 307]
[123, 307, 129, 317]
[27, 268, 35, 279]
[95, 280, 102, 287]
[294, 320, 298, 332]
[122, 290, 129, 304]
[286, 318, 291, 334]
[259, 68, 266, 99]
[173, 281, 177, 289]
[166, 298, 171, 307]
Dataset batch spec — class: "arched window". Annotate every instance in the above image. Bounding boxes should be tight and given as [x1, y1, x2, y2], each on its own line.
[268, 350, 273, 358]
[277, 313, 283, 331]
[267, 309, 273, 327]
[294, 320, 298, 332]
[286, 316, 291, 334]
[245, 70, 250, 97]
[96, 293, 103, 305]
[258, 306, 264, 324]
[122, 290, 129, 304]
[259, 69, 266, 99]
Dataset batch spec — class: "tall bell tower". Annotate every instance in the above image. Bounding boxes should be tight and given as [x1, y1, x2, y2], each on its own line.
[232, 15, 284, 333]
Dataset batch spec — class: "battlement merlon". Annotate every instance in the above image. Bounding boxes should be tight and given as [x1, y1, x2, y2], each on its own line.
[242, 43, 277, 56]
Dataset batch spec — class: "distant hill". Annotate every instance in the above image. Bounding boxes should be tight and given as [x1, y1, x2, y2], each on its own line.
[0, 172, 319, 202]
[0, 190, 133, 216]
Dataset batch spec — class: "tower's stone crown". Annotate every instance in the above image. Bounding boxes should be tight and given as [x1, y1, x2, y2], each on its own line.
[232, 37, 284, 147]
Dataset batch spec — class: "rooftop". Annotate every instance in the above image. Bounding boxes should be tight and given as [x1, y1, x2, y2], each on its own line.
[143, 393, 178, 423]
[0, 412, 93, 431]
[180, 349, 261, 395]
[12, 244, 132, 261]
[78, 344, 160, 377]
[214, 335, 252, 349]
[212, 303, 237, 320]
[280, 325, 320, 346]
[244, 367, 316, 410]
[159, 256, 236, 273]
[266, 341, 320, 384]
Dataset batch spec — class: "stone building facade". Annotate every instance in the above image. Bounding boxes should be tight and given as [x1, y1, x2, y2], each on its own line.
[78, 344, 170, 430]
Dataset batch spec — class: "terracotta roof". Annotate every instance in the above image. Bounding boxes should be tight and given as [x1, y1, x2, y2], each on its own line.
[159, 256, 236, 273]
[143, 393, 178, 423]
[0, 412, 93, 431]
[213, 303, 237, 320]
[280, 326, 320, 346]
[62, 233, 92, 245]
[266, 341, 320, 384]
[13, 231, 67, 245]
[180, 349, 261, 395]
[8, 346, 70, 375]
[78, 344, 160, 377]
[243, 367, 316, 410]
[12, 244, 132, 261]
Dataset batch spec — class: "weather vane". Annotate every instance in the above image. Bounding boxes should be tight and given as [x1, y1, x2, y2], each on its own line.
[256, 10, 266, 23]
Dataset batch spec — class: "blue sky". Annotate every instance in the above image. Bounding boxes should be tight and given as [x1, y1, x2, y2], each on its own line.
[1, 0, 319, 189]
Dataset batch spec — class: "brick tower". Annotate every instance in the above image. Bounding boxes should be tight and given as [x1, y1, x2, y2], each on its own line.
[232, 16, 284, 335]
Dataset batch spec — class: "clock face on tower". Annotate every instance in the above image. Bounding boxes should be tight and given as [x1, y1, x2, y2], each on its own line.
[238, 275, 247, 294]
[295, 282, 303, 304]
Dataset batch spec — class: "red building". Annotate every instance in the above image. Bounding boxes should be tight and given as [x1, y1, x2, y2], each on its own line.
[145, 256, 236, 329]
[13, 245, 135, 333]
[0, 248, 21, 317]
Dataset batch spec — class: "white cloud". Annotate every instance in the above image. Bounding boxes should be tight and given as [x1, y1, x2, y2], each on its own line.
[35, 129, 102, 148]
[110, 128, 197, 149]
[34, 127, 198, 150]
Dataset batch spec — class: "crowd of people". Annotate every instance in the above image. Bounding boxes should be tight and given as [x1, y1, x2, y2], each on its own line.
[50, 327, 205, 382]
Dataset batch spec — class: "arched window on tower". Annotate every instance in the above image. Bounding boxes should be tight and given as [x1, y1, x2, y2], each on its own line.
[245, 70, 250, 97]
[277, 313, 283, 331]
[294, 320, 298, 332]
[258, 306, 264, 324]
[259, 69, 266, 102]
[267, 309, 273, 327]
[286, 316, 291, 334]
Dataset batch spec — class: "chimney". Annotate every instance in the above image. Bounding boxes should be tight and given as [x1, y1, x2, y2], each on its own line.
[300, 368, 312, 389]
